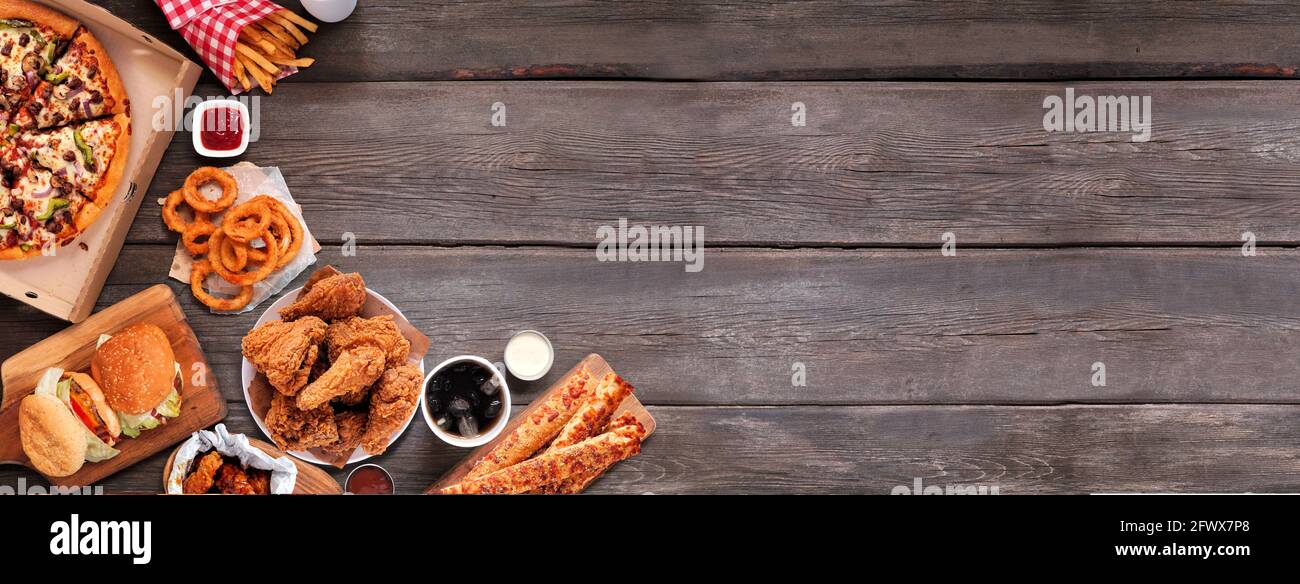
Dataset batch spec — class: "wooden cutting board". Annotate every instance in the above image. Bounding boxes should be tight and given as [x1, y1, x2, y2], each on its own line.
[0, 285, 227, 486]
[162, 437, 341, 494]
[428, 353, 655, 492]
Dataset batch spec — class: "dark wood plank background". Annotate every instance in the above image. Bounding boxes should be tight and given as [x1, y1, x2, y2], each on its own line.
[3, 1, 1299, 493]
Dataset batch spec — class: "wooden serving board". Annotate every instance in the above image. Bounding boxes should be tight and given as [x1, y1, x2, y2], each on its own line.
[162, 437, 341, 494]
[0, 285, 227, 486]
[428, 353, 655, 492]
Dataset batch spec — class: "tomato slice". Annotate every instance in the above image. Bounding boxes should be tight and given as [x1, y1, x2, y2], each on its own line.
[67, 395, 98, 431]
[68, 382, 113, 443]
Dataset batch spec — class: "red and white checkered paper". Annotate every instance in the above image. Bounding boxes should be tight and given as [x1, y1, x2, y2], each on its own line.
[155, 0, 292, 94]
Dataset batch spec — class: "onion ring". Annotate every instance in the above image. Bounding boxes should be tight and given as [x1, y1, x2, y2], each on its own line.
[219, 236, 249, 272]
[162, 189, 210, 233]
[223, 198, 273, 243]
[255, 196, 303, 267]
[190, 259, 252, 311]
[182, 167, 238, 213]
[209, 226, 280, 286]
[181, 220, 216, 256]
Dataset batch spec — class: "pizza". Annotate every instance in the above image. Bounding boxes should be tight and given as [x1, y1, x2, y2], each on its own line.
[0, 0, 128, 260]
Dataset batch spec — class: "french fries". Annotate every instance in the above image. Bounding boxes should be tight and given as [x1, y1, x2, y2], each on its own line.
[232, 10, 318, 93]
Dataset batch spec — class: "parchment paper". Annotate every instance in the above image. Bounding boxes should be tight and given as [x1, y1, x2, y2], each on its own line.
[165, 423, 297, 494]
[165, 162, 321, 314]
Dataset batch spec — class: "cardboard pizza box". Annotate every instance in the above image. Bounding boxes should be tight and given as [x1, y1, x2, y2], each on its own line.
[0, 0, 202, 322]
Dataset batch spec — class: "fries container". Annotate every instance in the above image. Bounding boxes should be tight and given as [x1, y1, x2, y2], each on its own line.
[155, 0, 298, 94]
[0, 1, 202, 322]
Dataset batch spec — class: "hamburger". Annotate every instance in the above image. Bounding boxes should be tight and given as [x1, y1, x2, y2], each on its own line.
[20, 368, 123, 477]
[91, 323, 183, 437]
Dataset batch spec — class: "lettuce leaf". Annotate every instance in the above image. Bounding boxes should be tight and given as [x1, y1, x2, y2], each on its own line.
[156, 385, 182, 419]
[116, 387, 182, 437]
[34, 367, 63, 397]
[83, 433, 120, 462]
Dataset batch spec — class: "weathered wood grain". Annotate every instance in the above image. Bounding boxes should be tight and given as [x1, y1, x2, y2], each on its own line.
[126, 81, 1300, 246]
[4, 246, 1298, 405]
[93, 0, 1300, 82]
[4, 403, 1298, 494]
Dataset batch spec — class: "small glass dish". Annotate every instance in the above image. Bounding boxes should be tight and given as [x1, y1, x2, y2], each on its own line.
[192, 99, 250, 158]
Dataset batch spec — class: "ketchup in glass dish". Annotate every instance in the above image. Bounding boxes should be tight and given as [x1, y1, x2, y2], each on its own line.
[192, 100, 250, 157]
[201, 107, 243, 150]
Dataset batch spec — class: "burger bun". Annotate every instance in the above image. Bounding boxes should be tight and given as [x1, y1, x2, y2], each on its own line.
[19, 394, 87, 478]
[92, 324, 176, 415]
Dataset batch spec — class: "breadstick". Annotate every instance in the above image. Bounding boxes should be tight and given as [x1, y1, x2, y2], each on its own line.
[442, 423, 644, 495]
[546, 373, 633, 453]
[462, 367, 593, 480]
[533, 413, 646, 494]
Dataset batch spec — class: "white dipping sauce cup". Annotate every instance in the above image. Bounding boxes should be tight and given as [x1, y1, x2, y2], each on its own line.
[504, 330, 554, 381]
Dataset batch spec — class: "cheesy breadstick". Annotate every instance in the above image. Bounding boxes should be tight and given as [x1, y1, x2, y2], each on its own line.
[443, 422, 644, 494]
[533, 413, 646, 494]
[463, 367, 593, 480]
[545, 373, 633, 453]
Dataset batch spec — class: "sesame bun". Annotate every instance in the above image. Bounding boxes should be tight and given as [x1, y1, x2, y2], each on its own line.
[19, 394, 87, 478]
[91, 324, 177, 415]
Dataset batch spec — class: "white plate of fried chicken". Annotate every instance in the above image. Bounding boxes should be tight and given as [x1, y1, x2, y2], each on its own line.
[240, 269, 427, 466]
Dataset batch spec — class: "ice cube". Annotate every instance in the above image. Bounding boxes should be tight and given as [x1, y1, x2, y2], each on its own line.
[447, 396, 471, 417]
[457, 415, 479, 437]
[483, 398, 502, 420]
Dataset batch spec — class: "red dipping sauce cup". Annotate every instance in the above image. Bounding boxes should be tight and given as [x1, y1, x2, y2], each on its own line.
[192, 99, 250, 157]
[345, 463, 395, 494]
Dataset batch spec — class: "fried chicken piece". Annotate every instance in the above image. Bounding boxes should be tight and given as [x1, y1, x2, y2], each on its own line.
[308, 352, 330, 384]
[246, 468, 271, 494]
[326, 316, 411, 368]
[296, 345, 386, 410]
[322, 409, 369, 458]
[264, 391, 339, 451]
[361, 365, 423, 456]
[242, 317, 328, 396]
[216, 463, 257, 495]
[182, 450, 223, 494]
[279, 272, 367, 321]
[333, 379, 372, 407]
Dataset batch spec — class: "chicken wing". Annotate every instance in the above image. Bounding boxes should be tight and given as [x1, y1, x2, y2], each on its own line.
[326, 315, 411, 368]
[245, 468, 271, 494]
[182, 450, 224, 494]
[264, 391, 339, 451]
[216, 463, 257, 495]
[360, 365, 423, 455]
[279, 272, 367, 321]
[241, 317, 327, 396]
[296, 345, 386, 410]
